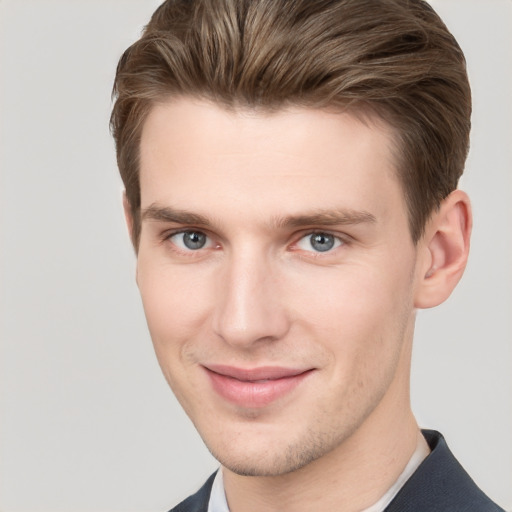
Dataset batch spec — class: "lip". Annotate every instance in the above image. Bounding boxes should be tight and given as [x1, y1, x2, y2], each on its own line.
[203, 364, 313, 408]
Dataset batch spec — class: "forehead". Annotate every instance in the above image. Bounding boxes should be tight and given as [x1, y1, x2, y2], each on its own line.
[138, 97, 404, 223]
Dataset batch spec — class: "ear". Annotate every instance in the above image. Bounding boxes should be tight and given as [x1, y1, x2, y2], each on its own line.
[414, 190, 472, 309]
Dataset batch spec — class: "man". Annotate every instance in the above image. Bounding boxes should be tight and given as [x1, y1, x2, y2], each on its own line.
[110, 0, 505, 510]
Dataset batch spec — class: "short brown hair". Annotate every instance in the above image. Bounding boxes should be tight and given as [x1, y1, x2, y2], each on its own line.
[111, 0, 471, 246]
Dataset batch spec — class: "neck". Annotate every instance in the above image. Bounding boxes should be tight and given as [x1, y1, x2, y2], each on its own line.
[223, 340, 421, 512]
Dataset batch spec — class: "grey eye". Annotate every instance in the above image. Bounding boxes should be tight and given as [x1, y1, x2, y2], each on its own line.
[296, 232, 342, 253]
[183, 231, 207, 249]
[170, 231, 209, 250]
[310, 233, 335, 252]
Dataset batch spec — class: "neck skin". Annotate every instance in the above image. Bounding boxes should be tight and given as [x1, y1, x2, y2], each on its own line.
[222, 326, 425, 512]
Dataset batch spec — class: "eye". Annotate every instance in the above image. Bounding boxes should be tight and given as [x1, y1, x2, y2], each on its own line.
[296, 232, 343, 253]
[168, 230, 213, 251]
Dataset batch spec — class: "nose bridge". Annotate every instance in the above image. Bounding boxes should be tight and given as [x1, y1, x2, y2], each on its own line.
[213, 245, 289, 348]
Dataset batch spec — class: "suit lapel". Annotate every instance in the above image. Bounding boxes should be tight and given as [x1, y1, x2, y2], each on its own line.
[384, 430, 504, 511]
[169, 471, 216, 512]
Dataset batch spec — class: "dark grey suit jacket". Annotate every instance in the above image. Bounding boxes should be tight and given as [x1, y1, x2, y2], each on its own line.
[169, 430, 505, 511]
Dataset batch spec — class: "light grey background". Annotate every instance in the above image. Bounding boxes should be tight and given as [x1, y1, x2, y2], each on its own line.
[0, 0, 510, 511]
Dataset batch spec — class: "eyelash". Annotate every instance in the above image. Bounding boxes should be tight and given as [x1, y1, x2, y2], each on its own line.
[162, 229, 218, 255]
[292, 231, 347, 254]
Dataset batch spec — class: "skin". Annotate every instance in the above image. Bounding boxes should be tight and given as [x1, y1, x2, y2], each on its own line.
[129, 97, 471, 512]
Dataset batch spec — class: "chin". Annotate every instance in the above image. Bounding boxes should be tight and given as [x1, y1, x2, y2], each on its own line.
[213, 449, 314, 477]
[204, 425, 348, 477]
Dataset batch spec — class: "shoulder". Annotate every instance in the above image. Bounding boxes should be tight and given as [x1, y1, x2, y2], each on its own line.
[385, 430, 506, 512]
[168, 472, 217, 512]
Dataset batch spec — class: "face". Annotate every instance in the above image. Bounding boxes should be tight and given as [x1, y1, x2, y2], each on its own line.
[136, 98, 421, 477]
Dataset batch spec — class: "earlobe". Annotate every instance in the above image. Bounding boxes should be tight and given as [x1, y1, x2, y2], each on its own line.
[414, 190, 472, 309]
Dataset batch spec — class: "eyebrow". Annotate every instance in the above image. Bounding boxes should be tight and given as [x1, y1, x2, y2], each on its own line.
[142, 204, 211, 226]
[141, 204, 376, 229]
[275, 209, 376, 228]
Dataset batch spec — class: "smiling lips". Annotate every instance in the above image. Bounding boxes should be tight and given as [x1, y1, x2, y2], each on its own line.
[204, 365, 313, 408]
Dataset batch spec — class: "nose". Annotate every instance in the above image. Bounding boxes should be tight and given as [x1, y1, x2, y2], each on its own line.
[212, 250, 290, 349]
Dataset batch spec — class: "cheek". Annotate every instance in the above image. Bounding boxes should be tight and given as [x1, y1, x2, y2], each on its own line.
[288, 262, 414, 366]
[136, 260, 213, 409]
[290, 264, 401, 330]
[137, 258, 212, 353]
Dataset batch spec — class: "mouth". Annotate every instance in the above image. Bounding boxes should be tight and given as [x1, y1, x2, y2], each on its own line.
[202, 364, 314, 408]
